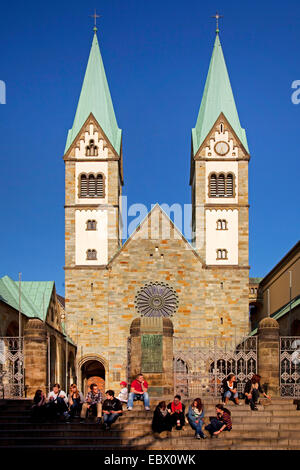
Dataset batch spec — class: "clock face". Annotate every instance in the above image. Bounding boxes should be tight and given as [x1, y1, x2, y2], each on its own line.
[214, 141, 229, 156]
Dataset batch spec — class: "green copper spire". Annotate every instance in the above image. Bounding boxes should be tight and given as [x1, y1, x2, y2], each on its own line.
[192, 34, 249, 155]
[65, 31, 122, 155]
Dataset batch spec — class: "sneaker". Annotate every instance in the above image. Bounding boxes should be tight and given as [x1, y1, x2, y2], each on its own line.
[127, 407, 133, 411]
[195, 434, 201, 439]
[96, 418, 102, 424]
[145, 407, 150, 411]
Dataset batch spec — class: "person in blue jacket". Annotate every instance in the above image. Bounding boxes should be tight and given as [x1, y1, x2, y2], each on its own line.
[187, 398, 206, 439]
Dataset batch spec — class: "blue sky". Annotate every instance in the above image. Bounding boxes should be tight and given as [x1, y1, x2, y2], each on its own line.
[0, 0, 299, 295]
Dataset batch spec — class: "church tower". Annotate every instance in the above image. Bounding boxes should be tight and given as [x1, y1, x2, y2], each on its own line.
[64, 28, 123, 269]
[190, 31, 250, 269]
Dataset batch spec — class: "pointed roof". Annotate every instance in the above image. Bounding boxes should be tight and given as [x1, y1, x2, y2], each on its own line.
[0, 275, 54, 321]
[65, 32, 122, 155]
[192, 33, 249, 155]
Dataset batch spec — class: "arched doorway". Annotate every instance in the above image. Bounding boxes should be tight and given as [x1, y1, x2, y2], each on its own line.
[80, 359, 105, 395]
[174, 357, 189, 397]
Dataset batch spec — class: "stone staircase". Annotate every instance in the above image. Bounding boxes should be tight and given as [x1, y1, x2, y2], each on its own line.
[0, 397, 300, 450]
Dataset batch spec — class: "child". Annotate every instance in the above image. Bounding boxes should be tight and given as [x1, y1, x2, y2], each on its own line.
[117, 381, 128, 404]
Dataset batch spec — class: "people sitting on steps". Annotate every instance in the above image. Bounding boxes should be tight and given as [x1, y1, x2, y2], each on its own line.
[67, 384, 84, 421]
[222, 373, 242, 406]
[167, 395, 185, 430]
[205, 403, 232, 437]
[127, 373, 150, 411]
[102, 390, 123, 430]
[244, 374, 271, 410]
[46, 383, 68, 420]
[187, 398, 206, 439]
[117, 381, 128, 406]
[152, 400, 172, 436]
[80, 383, 103, 424]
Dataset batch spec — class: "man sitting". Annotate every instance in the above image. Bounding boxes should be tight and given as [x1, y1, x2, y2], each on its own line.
[102, 390, 123, 430]
[127, 374, 150, 411]
[167, 395, 185, 430]
[80, 383, 103, 424]
[47, 383, 68, 419]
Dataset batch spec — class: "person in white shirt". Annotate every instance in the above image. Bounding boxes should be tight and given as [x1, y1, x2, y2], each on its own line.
[117, 381, 128, 404]
[47, 383, 68, 418]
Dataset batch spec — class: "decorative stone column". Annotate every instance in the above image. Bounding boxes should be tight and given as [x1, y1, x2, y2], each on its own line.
[129, 317, 174, 396]
[258, 317, 280, 397]
[24, 319, 48, 397]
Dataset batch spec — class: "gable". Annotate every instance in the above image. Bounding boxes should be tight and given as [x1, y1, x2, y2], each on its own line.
[109, 204, 204, 267]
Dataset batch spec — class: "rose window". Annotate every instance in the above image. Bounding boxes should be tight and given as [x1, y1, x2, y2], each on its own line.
[135, 282, 179, 317]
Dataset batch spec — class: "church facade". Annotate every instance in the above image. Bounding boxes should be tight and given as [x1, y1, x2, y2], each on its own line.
[64, 28, 250, 395]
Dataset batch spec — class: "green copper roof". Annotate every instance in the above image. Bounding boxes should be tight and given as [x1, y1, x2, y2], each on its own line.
[0, 275, 54, 321]
[192, 34, 249, 155]
[65, 32, 122, 155]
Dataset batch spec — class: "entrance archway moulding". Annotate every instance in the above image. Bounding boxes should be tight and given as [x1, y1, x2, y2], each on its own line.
[77, 354, 109, 371]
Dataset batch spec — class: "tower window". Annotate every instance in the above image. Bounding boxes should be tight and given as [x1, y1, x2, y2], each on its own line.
[86, 249, 97, 260]
[220, 123, 224, 132]
[216, 249, 228, 260]
[226, 174, 234, 197]
[86, 220, 97, 230]
[208, 173, 236, 198]
[216, 219, 228, 230]
[79, 173, 105, 198]
[86, 139, 98, 157]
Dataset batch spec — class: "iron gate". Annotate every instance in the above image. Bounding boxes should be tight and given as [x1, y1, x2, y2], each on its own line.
[0, 337, 24, 398]
[174, 336, 257, 398]
[280, 337, 300, 397]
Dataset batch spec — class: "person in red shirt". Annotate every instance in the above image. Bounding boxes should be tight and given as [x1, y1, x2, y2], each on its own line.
[127, 373, 150, 411]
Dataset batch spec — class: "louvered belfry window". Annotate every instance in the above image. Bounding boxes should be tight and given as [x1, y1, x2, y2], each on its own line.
[217, 174, 225, 196]
[80, 174, 88, 197]
[79, 173, 105, 198]
[209, 173, 235, 198]
[226, 174, 233, 196]
[96, 174, 104, 197]
[209, 174, 217, 197]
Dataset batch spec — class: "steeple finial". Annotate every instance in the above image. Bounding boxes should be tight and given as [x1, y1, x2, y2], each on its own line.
[90, 9, 100, 33]
[211, 12, 223, 34]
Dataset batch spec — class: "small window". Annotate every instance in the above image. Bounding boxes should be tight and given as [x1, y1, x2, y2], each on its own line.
[87, 249, 97, 260]
[217, 174, 225, 197]
[226, 174, 234, 197]
[79, 173, 105, 198]
[216, 219, 228, 230]
[220, 123, 224, 132]
[86, 220, 97, 231]
[209, 173, 217, 197]
[86, 139, 98, 157]
[216, 249, 228, 260]
[80, 174, 88, 197]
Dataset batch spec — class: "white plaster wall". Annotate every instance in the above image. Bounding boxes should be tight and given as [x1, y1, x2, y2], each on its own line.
[75, 162, 108, 204]
[205, 161, 238, 204]
[205, 129, 239, 160]
[205, 209, 239, 265]
[75, 123, 109, 159]
[75, 209, 108, 265]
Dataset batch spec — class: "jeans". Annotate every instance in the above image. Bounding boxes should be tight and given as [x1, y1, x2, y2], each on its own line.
[127, 392, 150, 409]
[225, 390, 238, 399]
[188, 419, 204, 437]
[69, 400, 82, 418]
[205, 418, 229, 436]
[103, 413, 120, 427]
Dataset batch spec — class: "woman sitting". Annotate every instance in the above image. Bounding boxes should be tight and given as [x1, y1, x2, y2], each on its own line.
[31, 389, 46, 421]
[68, 384, 84, 419]
[222, 373, 241, 405]
[187, 398, 206, 439]
[244, 374, 271, 410]
[152, 401, 172, 435]
[205, 404, 232, 437]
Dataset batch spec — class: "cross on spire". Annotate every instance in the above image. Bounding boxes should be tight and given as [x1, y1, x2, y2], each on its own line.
[90, 9, 101, 32]
[211, 12, 223, 34]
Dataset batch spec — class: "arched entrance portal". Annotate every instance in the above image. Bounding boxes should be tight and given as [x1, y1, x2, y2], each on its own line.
[81, 360, 105, 395]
